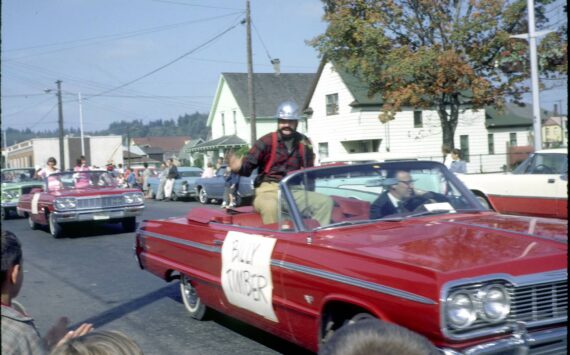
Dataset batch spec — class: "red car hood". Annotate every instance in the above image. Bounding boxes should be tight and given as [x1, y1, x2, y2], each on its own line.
[50, 188, 138, 197]
[321, 213, 567, 274]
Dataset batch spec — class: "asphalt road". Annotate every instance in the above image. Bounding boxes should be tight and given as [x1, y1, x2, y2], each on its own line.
[2, 199, 313, 355]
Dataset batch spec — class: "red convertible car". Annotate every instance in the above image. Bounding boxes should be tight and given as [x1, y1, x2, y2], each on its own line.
[135, 161, 567, 354]
[18, 170, 145, 238]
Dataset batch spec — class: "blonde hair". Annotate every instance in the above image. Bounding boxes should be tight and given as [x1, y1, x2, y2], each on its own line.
[50, 330, 143, 355]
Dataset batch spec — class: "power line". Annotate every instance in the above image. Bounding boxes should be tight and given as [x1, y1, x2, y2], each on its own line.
[85, 19, 243, 100]
[151, 0, 243, 11]
[4, 12, 243, 57]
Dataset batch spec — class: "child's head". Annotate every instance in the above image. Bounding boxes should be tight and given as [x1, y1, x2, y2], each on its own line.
[1, 231, 24, 299]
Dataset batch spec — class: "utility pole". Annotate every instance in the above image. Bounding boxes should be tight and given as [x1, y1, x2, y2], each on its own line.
[56, 80, 65, 170]
[246, 0, 257, 146]
[510, 0, 554, 151]
[78, 92, 86, 156]
[127, 126, 131, 169]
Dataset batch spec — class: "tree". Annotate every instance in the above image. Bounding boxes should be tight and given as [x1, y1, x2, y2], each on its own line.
[311, 0, 567, 148]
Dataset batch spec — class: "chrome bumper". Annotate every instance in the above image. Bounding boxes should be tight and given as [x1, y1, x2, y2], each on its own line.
[52, 205, 144, 223]
[441, 326, 567, 355]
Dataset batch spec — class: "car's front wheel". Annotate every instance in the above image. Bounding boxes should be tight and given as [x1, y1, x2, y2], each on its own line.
[28, 214, 39, 230]
[122, 217, 137, 233]
[180, 274, 207, 320]
[49, 213, 64, 238]
[198, 188, 209, 204]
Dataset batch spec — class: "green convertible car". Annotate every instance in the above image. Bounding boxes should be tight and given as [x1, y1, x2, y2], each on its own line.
[1, 168, 44, 219]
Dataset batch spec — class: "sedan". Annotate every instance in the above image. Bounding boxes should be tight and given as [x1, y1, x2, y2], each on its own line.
[194, 165, 256, 206]
[459, 148, 567, 219]
[1, 167, 44, 219]
[148, 167, 203, 201]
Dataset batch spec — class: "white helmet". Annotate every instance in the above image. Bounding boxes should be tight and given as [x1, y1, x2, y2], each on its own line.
[276, 100, 301, 120]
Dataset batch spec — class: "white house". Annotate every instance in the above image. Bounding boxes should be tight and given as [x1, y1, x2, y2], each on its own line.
[304, 61, 547, 173]
[189, 72, 315, 165]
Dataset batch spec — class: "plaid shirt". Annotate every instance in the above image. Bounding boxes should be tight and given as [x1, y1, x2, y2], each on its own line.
[239, 131, 314, 184]
[1, 303, 46, 355]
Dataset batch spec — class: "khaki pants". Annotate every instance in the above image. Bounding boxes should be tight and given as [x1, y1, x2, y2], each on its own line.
[254, 182, 333, 226]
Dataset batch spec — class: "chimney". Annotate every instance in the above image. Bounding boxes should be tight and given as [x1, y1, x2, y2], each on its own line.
[271, 58, 281, 75]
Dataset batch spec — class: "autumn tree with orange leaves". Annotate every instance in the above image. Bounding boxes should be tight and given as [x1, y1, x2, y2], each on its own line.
[310, 0, 567, 148]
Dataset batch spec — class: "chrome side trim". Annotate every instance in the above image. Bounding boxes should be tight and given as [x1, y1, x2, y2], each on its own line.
[139, 230, 435, 305]
[141, 230, 221, 253]
[271, 260, 436, 305]
[446, 221, 567, 244]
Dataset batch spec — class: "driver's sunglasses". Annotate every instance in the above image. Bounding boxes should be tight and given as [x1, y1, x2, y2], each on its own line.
[399, 179, 415, 186]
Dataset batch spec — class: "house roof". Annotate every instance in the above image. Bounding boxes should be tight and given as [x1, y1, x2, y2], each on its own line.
[131, 136, 190, 151]
[187, 135, 247, 153]
[122, 145, 147, 156]
[140, 146, 164, 154]
[209, 73, 315, 125]
[485, 103, 553, 128]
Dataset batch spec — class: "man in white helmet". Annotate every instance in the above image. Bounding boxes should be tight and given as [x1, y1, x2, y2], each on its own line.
[229, 100, 333, 226]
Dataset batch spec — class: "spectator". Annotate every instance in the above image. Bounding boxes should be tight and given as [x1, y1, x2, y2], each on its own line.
[50, 330, 143, 355]
[449, 148, 467, 174]
[155, 162, 168, 201]
[141, 163, 152, 198]
[201, 162, 215, 178]
[318, 318, 438, 355]
[164, 159, 179, 201]
[1, 230, 93, 354]
[228, 100, 333, 225]
[441, 144, 452, 170]
[215, 157, 224, 170]
[117, 163, 124, 175]
[126, 169, 137, 189]
[221, 166, 240, 209]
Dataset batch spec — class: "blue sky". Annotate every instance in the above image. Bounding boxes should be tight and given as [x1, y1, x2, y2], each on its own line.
[2, 0, 567, 134]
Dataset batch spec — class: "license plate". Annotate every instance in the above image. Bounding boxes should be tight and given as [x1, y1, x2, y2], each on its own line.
[93, 214, 110, 220]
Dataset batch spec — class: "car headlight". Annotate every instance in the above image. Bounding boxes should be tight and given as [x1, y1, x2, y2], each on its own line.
[124, 193, 144, 204]
[446, 291, 477, 329]
[3, 190, 20, 200]
[54, 198, 77, 210]
[479, 285, 510, 322]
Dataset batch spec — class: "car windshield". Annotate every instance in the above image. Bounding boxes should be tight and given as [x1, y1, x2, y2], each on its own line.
[281, 161, 484, 230]
[1, 169, 37, 183]
[180, 171, 202, 178]
[46, 171, 117, 191]
[513, 152, 568, 175]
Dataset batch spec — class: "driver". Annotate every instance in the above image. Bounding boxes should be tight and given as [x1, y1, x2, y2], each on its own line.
[369, 170, 415, 219]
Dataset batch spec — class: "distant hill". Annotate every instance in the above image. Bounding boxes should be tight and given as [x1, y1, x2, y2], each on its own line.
[4, 112, 209, 146]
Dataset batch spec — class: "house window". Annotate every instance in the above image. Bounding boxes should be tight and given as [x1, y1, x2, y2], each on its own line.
[413, 111, 423, 128]
[232, 111, 237, 135]
[221, 113, 226, 136]
[319, 142, 329, 160]
[509, 133, 517, 146]
[460, 135, 470, 162]
[341, 139, 381, 153]
[488, 133, 495, 155]
[326, 94, 339, 116]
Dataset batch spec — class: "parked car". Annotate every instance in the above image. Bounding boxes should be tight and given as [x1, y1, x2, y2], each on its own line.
[147, 166, 203, 201]
[17, 170, 145, 238]
[1, 168, 44, 220]
[135, 160, 567, 354]
[458, 148, 567, 219]
[194, 165, 256, 206]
